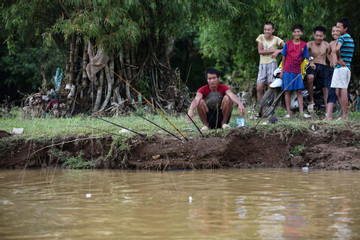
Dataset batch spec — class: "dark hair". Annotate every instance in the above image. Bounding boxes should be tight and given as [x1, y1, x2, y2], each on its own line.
[205, 68, 219, 79]
[265, 22, 274, 29]
[338, 17, 350, 31]
[291, 24, 303, 32]
[313, 26, 326, 35]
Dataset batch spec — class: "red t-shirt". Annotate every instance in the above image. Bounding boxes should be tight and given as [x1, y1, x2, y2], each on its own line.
[197, 84, 230, 99]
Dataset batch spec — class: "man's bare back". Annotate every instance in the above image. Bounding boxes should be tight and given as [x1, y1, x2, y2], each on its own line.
[308, 41, 329, 64]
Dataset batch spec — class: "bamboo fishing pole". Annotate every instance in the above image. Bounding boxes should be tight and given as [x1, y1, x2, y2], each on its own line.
[185, 112, 204, 137]
[102, 63, 188, 141]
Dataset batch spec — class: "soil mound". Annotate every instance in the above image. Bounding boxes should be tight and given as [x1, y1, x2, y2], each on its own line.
[0, 131, 12, 138]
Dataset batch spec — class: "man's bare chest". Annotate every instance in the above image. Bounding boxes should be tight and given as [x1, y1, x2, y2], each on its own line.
[309, 45, 327, 57]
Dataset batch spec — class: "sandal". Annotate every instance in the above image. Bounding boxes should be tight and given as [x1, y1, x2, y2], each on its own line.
[221, 123, 230, 129]
[284, 114, 291, 118]
[201, 126, 209, 133]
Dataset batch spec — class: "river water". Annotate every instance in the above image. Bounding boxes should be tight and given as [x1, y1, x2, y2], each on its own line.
[1, 169, 359, 239]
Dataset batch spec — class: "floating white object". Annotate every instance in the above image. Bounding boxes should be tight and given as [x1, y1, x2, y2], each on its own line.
[12, 128, 24, 135]
[189, 196, 192, 203]
[86, 193, 92, 198]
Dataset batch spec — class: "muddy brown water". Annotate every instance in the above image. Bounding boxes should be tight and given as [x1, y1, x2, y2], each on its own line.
[1, 169, 360, 239]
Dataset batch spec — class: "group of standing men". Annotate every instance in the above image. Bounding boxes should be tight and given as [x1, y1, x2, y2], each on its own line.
[256, 18, 354, 120]
[187, 17, 354, 133]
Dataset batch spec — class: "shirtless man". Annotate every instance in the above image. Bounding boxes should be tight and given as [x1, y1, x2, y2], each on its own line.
[324, 25, 340, 120]
[306, 26, 330, 113]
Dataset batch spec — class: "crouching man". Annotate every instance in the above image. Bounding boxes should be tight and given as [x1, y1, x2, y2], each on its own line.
[187, 68, 246, 132]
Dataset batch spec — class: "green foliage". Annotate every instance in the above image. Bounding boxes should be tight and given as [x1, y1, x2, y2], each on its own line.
[61, 152, 93, 169]
[1, 0, 360, 101]
[49, 150, 94, 169]
[290, 145, 305, 156]
[0, 45, 66, 93]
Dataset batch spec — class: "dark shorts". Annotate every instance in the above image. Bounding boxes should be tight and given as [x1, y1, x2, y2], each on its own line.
[327, 68, 337, 104]
[206, 108, 231, 129]
[306, 63, 329, 89]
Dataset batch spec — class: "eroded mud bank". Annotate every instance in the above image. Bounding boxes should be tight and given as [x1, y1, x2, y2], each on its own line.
[1, 127, 360, 170]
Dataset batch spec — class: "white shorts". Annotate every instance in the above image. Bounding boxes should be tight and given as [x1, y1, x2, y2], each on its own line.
[330, 67, 351, 89]
[257, 61, 278, 84]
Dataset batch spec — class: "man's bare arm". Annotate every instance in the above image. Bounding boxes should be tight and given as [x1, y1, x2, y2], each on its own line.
[187, 92, 203, 121]
[335, 42, 347, 67]
[280, 55, 286, 79]
[225, 90, 246, 116]
[326, 44, 332, 63]
[258, 42, 279, 55]
[271, 41, 285, 58]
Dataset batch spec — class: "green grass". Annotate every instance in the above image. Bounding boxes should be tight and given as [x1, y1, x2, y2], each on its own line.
[290, 145, 305, 156]
[1, 107, 360, 140]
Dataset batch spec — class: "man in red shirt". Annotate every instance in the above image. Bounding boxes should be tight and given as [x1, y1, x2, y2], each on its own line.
[187, 68, 246, 132]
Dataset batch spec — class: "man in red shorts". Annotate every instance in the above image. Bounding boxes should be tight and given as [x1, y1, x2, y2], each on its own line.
[187, 68, 246, 132]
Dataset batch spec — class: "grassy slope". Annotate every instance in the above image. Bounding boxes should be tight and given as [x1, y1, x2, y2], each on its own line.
[1, 108, 360, 140]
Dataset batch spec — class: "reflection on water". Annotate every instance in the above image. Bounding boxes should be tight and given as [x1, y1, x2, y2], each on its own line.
[0, 169, 360, 239]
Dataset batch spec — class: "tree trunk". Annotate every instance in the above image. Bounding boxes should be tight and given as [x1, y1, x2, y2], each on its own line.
[113, 57, 122, 104]
[81, 41, 88, 99]
[68, 34, 76, 85]
[41, 62, 47, 92]
[101, 60, 114, 110]
[82, 42, 88, 86]
[73, 35, 80, 84]
[131, 45, 136, 79]
[93, 69, 104, 112]
[119, 50, 133, 103]
[165, 36, 176, 68]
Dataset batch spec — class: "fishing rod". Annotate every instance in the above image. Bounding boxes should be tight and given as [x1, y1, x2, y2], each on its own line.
[92, 115, 146, 137]
[185, 112, 204, 137]
[131, 111, 182, 141]
[102, 63, 188, 141]
[255, 53, 325, 128]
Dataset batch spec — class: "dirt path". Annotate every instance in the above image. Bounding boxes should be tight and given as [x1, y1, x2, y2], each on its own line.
[1, 127, 360, 170]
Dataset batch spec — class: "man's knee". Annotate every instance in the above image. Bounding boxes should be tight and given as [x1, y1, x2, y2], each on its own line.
[307, 74, 314, 83]
[222, 95, 232, 106]
[197, 99, 208, 113]
[221, 95, 233, 109]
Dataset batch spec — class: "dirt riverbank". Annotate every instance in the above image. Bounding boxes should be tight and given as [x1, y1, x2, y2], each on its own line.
[1, 126, 360, 171]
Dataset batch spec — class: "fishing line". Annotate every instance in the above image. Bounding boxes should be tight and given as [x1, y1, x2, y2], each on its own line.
[102, 63, 188, 141]
[87, 76, 96, 199]
[255, 51, 326, 128]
